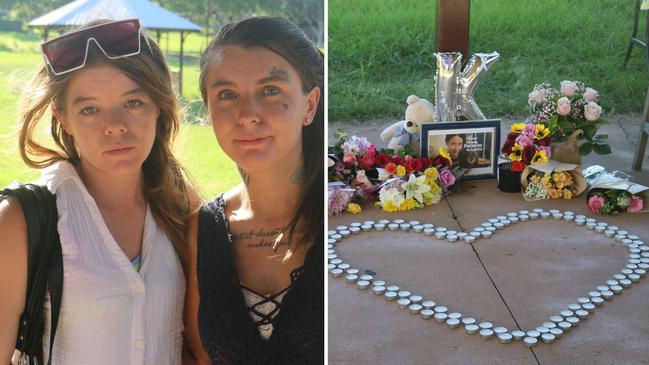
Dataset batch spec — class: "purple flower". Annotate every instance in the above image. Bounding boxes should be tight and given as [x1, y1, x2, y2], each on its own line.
[328, 186, 354, 215]
[539, 145, 551, 159]
[523, 123, 536, 137]
[439, 170, 456, 188]
[515, 133, 533, 147]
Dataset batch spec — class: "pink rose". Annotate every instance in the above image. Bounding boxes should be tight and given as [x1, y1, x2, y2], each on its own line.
[528, 90, 544, 104]
[628, 196, 644, 213]
[587, 195, 606, 214]
[584, 101, 602, 121]
[439, 169, 456, 188]
[342, 152, 356, 166]
[556, 97, 571, 116]
[583, 87, 598, 102]
[560, 80, 577, 97]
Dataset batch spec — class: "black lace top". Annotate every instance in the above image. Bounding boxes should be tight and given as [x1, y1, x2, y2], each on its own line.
[196, 196, 324, 365]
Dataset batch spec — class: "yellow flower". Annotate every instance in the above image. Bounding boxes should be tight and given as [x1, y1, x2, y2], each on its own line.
[427, 181, 442, 194]
[346, 203, 362, 214]
[382, 200, 398, 212]
[529, 174, 541, 185]
[564, 173, 574, 186]
[548, 188, 562, 199]
[398, 198, 416, 211]
[396, 165, 406, 177]
[531, 150, 548, 164]
[562, 189, 574, 200]
[508, 143, 523, 161]
[535, 124, 550, 140]
[424, 167, 439, 181]
[438, 147, 452, 162]
[511, 123, 526, 133]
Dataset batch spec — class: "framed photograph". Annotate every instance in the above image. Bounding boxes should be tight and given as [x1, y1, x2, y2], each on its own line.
[420, 119, 501, 180]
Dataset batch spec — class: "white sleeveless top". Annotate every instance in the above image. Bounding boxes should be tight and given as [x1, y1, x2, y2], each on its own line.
[37, 161, 185, 365]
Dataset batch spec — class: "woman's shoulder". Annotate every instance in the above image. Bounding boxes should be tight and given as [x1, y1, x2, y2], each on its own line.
[0, 195, 27, 242]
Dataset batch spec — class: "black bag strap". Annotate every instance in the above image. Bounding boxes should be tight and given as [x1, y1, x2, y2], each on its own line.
[1, 183, 62, 365]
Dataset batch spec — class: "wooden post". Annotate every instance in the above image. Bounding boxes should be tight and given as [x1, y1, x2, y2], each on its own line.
[179, 31, 185, 97]
[436, 0, 470, 60]
[43, 27, 49, 41]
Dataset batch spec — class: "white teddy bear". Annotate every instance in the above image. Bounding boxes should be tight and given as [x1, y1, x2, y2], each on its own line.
[380, 94, 435, 153]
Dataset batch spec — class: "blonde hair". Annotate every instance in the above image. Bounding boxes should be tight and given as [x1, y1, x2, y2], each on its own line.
[18, 21, 199, 254]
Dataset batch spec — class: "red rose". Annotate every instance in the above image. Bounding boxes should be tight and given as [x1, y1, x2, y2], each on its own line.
[511, 160, 526, 172]
[391, 155, 403, 165]
[358, 153, 375, 170]
[419, 157, 432, 168]
[385, 162, 397, 174]
[433, 155, 450, 168]
[521, 146, 537, 164]
[539, 137, 552, 147]
[403, 160, 414, 174]
[507, 132, 519, 140]
[375, 153, 390, 168]
[501, 139, 516, 155]
[411, 158, 423, 172]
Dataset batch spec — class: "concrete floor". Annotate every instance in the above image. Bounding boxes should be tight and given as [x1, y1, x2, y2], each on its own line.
[327, 115, 649, 365]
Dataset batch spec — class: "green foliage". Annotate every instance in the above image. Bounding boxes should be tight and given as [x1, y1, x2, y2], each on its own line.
[329, 0, 647, 121]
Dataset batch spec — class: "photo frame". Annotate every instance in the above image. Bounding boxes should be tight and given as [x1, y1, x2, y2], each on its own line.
[420, 119, 501, 180]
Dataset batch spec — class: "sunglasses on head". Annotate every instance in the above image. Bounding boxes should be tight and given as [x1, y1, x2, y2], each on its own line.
[41, 18, 151, 76]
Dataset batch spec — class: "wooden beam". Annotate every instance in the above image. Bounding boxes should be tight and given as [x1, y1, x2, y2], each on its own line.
[436, 0, 470, 60]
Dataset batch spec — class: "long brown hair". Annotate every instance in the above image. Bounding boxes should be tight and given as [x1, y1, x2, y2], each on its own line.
[199, 16, 324, 248]
[18, 20, 199, 253]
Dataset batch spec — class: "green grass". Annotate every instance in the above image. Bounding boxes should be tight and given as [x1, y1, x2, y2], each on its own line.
[329, 0, 647, 121]
[0, 47, 239, 199]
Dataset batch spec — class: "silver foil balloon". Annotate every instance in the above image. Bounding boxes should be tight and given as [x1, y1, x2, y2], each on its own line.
[456, 52, 500, 120]
[434, 52, 462, 122]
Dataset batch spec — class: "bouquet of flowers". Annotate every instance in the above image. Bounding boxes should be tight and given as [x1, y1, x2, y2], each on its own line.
[500, 122, 551, 172]
[583, 165, 647, 215]
[520, 160, 587, 201]
[587, 189, 645, 215]
[522, 171, 577, 200]
[329, 129, 463, 213]
[376, 149, 460, 212]
[527, 81, 610, 156]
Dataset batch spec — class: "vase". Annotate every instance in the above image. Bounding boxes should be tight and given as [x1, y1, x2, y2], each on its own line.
[497, 165, 521, 193]
[550, 129, 583, 165]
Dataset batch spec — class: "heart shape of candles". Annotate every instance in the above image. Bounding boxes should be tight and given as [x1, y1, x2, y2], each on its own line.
[328, 208, 648, 347]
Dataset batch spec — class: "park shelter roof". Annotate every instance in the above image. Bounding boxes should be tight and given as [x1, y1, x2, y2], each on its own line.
[28, 0, 201, 32]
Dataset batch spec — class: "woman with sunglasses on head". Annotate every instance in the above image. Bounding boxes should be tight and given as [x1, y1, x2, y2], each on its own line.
[0, 19, 197, 364]
[182, 17, 324, 364]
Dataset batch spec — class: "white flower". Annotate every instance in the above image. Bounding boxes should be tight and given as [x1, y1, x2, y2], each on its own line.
[583, 87, 598, 102]
[556, 97, 571, 116]
[400, 174, 430, 203]
[584, 101, 602, 121]
[560, 80, 577, 97]
[379, 187, 404, 207]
